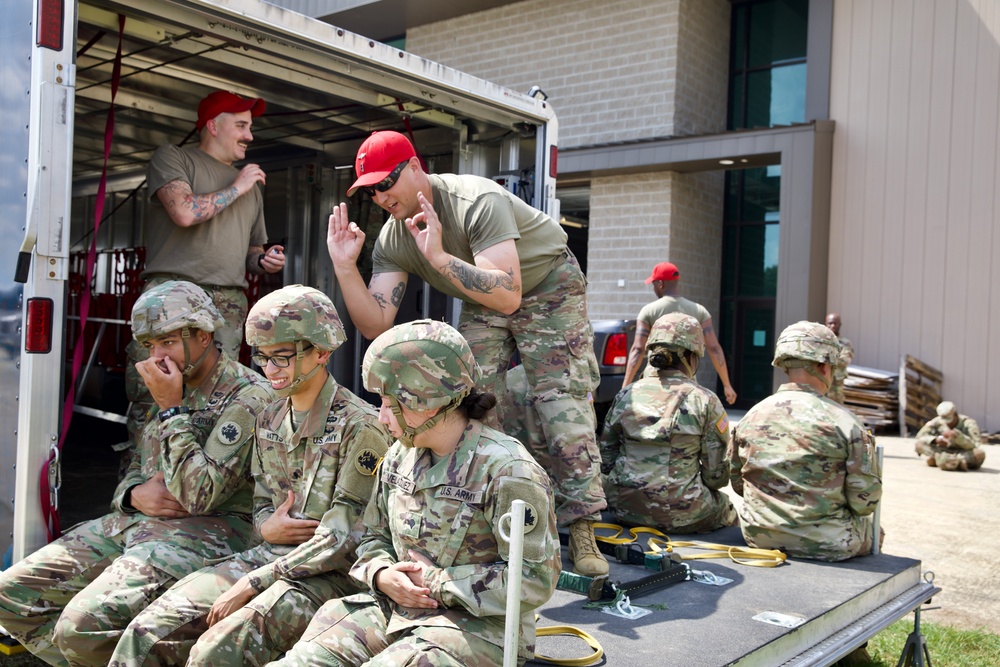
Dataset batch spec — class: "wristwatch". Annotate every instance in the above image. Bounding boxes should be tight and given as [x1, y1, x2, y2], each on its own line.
[158, 406, 190, 422]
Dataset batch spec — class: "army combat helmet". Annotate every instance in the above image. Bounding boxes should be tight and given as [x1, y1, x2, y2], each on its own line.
[646, 312, 705, 378]
[245, 285, 345, 397]
[362, 319, 480, 446]
[772, 320, 841, 390]
[131, 280, 225, 377]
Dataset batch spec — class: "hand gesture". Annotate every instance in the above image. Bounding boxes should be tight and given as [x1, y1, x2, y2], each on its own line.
[404, 192, 445, 265]
[327, 203, 366, 270]
[129, 471, 189, 518]
[259, 245, 286, 273]
[233, 163, 266, 196]
[259, 490, 320, 545]
[374, 561, 438, 609]
[135, 355, 184, 410]
[207, 576, 255, 627]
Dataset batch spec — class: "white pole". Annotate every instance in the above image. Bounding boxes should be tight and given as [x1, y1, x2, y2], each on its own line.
[872, 443, 884, 555]
[500, 499, 526, 667]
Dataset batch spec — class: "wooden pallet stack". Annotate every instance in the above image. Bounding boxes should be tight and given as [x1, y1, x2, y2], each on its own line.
[898, 355, 943, 437]
[843, 365, 899, 431]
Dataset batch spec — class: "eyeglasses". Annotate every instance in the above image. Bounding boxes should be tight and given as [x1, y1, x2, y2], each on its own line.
[361, 161, 409, 197]
[252, 343, 313, 369]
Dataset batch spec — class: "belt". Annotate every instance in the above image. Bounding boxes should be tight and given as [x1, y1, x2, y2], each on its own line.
[145, 274, 243, 293]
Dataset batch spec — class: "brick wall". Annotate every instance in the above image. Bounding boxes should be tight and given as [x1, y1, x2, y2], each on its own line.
[407, 0, 683, 147]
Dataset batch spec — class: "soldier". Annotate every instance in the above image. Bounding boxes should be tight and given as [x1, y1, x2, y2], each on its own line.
[914, 401, 986, 471]
[729, 321, 882, 561]
[272, 320, 561, 667]
[622, 261, 736, 405]
[600, 313, 736, 533]
[110, 285, 391, 667]
[0, 281, 272, 667]
[824, 312, 854, 405]
[327, 130, 606, 576]
[123, 90, 286, 469]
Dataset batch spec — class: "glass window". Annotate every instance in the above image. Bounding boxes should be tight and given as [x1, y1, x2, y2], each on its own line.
[728, 0, 809, 130]
[747, 0, 809, 68]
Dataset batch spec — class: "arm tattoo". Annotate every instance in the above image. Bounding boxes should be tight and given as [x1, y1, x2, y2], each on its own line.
[390, 282, 405, 307]
[372, 293, 389, 311]
[442, 260, 519, 295]
[178, 184, 239, 221]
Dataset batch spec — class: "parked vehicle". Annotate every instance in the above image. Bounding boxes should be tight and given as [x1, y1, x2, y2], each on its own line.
[591, 318, 636, 430]
[2, 0, 558, 561]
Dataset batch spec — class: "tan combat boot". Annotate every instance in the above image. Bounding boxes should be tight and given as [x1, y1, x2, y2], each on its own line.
[568, 519, 609, 576]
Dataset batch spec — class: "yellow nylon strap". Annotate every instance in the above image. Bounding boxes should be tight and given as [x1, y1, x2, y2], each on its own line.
[534, 624, 605, 666]
[594, 523, 786, 568]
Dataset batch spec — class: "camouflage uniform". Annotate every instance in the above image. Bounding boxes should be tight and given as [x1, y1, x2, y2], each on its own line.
[827, 336, 854, 405]
[273, 321, 561, 667]
[600, 314, 736, 533]
[0, 282, 271, 667]
[109, 286, 391, 667]
[124, 276, 249, 472]
[729, 322, 881, 562]
[914, 402, 985, 471]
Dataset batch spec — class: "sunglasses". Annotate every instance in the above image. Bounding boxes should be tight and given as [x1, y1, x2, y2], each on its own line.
[362, 160, 410, 197]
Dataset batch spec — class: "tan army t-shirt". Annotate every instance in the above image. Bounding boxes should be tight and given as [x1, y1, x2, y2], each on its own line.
[372, 173, 567, 301]
[143, 144, 267, 288]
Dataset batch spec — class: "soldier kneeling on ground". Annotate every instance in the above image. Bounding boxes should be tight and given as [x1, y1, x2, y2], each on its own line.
[914, 400, 986, 471]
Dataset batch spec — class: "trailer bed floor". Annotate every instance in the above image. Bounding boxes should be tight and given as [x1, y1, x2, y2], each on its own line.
[530, 526, 937, 666]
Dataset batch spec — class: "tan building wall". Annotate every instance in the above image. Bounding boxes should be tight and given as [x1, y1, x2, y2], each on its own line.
[828, 0, 1000, 430]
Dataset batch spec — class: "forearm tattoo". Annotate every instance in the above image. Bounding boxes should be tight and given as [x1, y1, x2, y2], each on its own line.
[164, 181, 238, 222]
[442, 260, 519, 295]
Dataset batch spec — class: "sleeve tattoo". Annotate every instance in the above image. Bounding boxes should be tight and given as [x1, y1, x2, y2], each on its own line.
[442, 260, 519, 295]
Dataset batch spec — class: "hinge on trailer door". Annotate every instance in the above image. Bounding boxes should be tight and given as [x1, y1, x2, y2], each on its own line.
[48, 443, 61, 512]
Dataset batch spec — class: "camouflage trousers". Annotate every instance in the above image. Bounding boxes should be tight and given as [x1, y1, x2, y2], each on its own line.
[604, 482, 739, 534]
[184, 572, 360, 667]
[463, 253, 605, 527]
[0, 513, 251, 667]
[272, 594, 505, 667]
[740, 513, 876, 562]
[108, 542, 272, 667]
[915, 441, 986, 471]
[122, 276, 248, 474]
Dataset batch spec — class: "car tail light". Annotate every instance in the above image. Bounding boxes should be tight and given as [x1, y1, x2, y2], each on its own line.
[602, 332, 628, 366]
[25, 298, 53, 353]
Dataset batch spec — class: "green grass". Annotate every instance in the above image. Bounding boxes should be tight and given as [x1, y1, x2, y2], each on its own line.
[857, 619, 1000, 667]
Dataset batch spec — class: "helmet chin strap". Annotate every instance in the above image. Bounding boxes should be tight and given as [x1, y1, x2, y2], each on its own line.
[385, 395, 459, 447]
[273, 341, 324, 398]
[179, 328, 211, 379]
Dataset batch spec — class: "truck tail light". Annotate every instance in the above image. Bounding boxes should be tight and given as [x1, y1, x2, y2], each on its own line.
[602, 333, 628, 367]
[37, 0, 65, 50]
[549, 145, 558, 179]
[25, 298, 53, 353]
